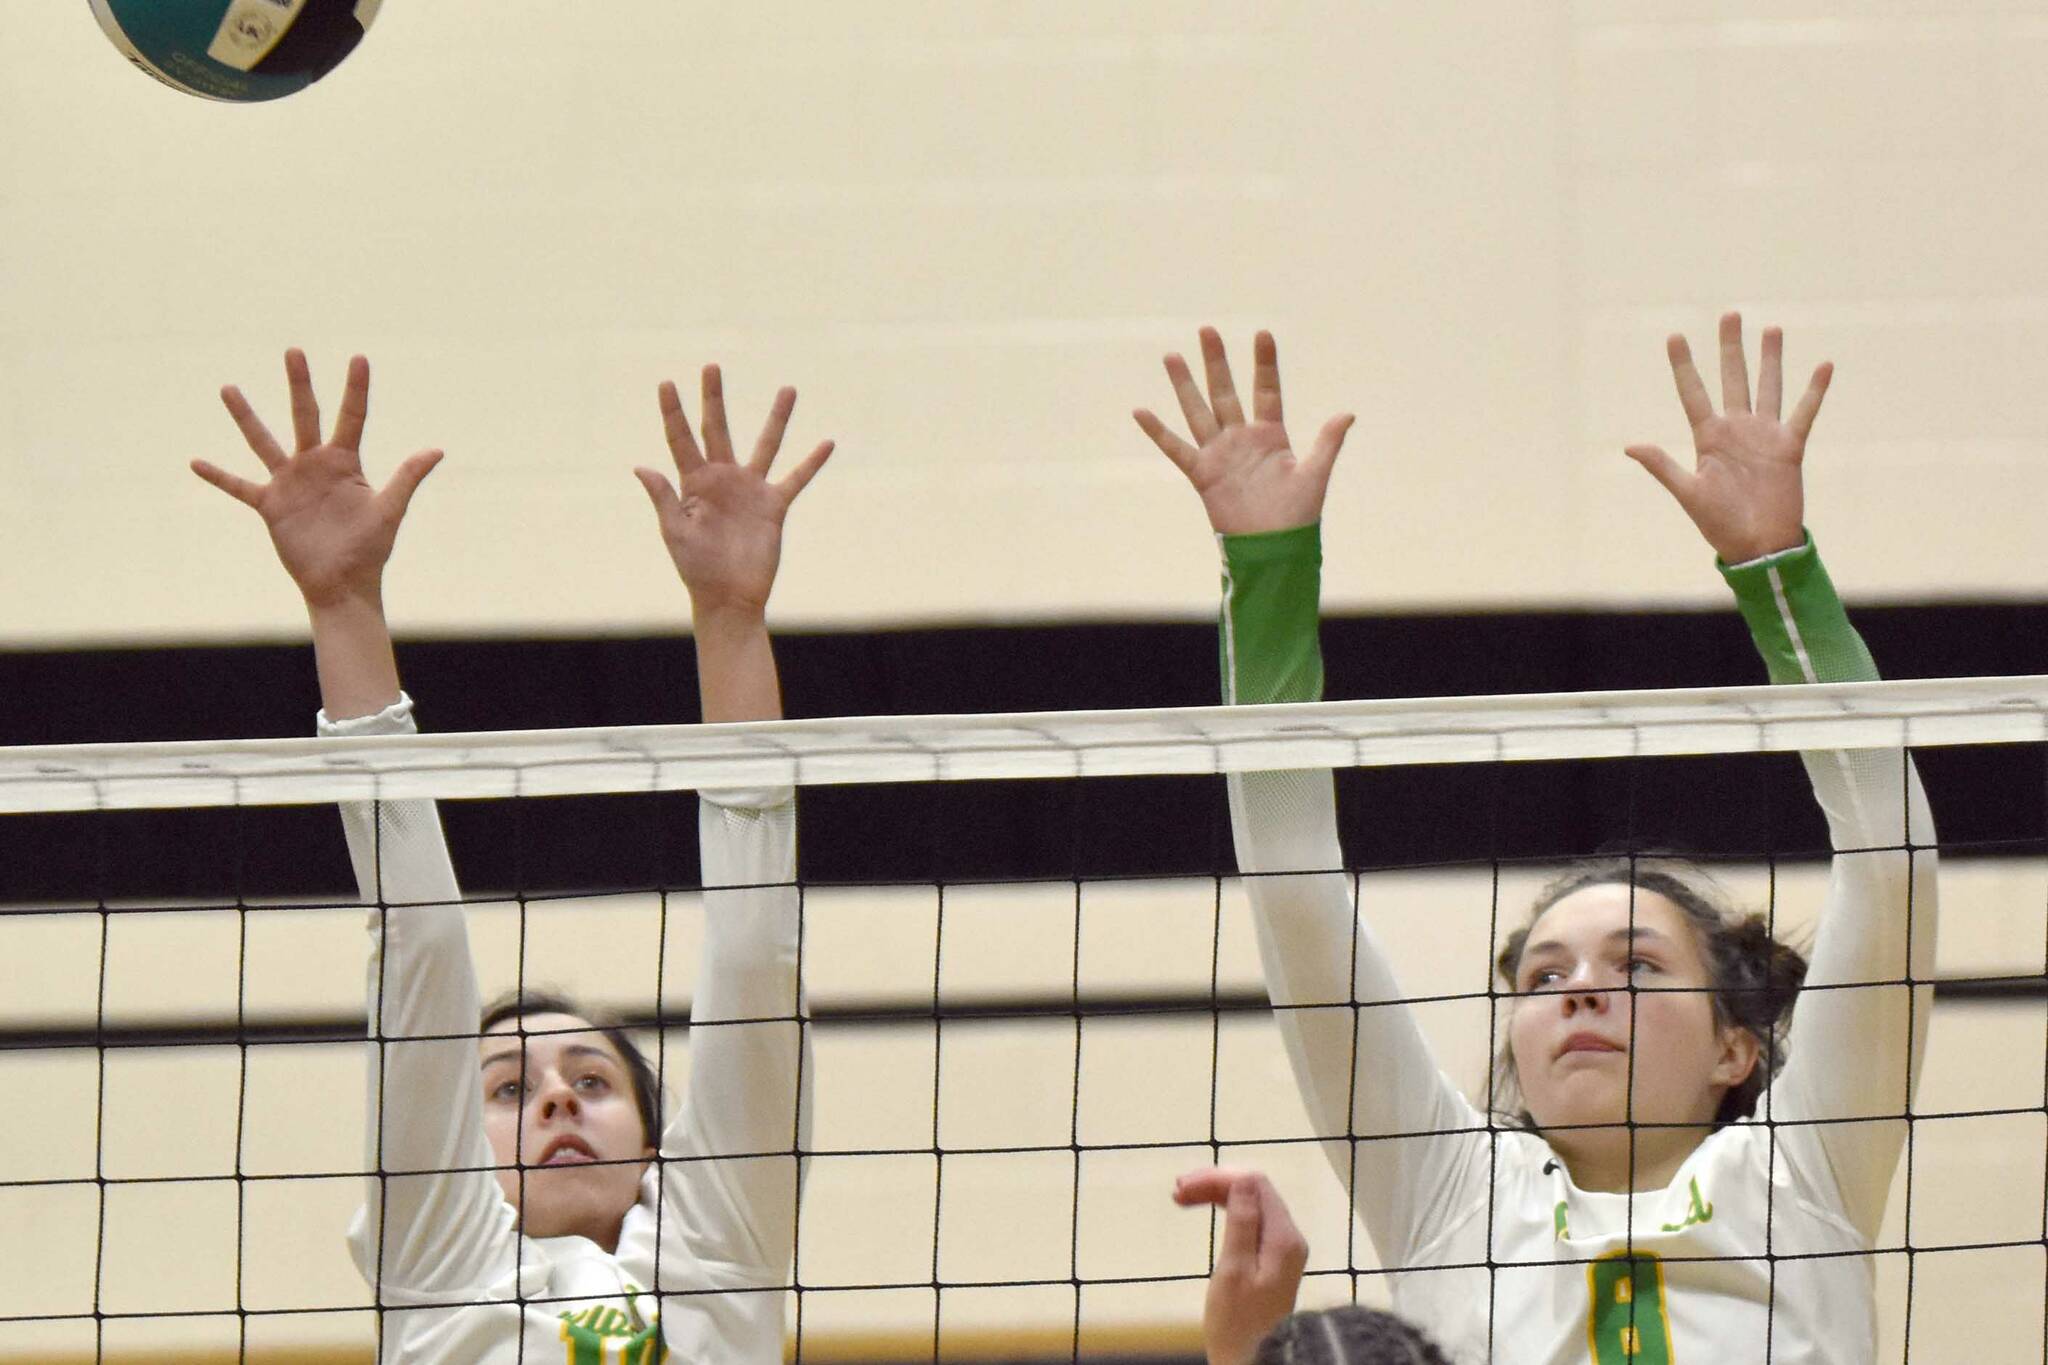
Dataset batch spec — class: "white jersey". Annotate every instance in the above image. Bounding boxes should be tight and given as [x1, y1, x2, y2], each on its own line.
[325, 696, 811, 1365]
[1218, 528, 1939, 1364]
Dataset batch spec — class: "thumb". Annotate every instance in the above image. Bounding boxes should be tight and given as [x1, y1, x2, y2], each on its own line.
[380, 448, 444, 519]
[634, 466, 684, 520]
[1304, 413, 1355, 480]
[190, 458, 262, 510]
[1623, 444, 1693, 506]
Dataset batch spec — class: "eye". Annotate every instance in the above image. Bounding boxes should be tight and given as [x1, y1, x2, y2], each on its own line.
[574, 1073, 611, 1095]
[1525, 968, 1564, 992]
[1624, 956, 1657, 977]
[487, 1077, 526, 1103]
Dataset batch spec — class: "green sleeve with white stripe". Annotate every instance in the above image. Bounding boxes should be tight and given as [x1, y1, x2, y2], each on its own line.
[1717, 532, 1878, 686]
[1219, 524, 1325, 705]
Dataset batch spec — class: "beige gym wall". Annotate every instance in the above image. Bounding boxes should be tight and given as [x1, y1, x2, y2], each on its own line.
[3, 2, 2045, 645]
[6, 1, 2048, 1362]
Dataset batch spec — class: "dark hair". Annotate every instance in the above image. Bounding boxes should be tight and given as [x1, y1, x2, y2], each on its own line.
[478, 989, 664, 1147]
[1490, 857, 1809, 1128]
[1255, 1306, 1451, 1365]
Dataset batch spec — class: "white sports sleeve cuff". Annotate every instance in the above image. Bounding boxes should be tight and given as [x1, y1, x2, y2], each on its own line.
[316, 692, 417, 738]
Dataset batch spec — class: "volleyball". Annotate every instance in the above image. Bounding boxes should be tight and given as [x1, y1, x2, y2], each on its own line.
[88, 0, 381, 103]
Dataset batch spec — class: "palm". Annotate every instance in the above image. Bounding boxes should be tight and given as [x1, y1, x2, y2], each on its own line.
[1135, 329, 1353, 535]
[1183, 421, 1328, 531]
[1681, 413, 1805, 557]
[192, 351, 441, 609]
[636, 365, 834, 616]
[1625, 314, 1830, 563]
[661, 464, 788, 612]
[256, 447, 400, 603]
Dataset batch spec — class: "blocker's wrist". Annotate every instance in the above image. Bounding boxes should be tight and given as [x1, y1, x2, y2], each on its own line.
[688, 597, 770, 634]
[302, 585, 387, 623]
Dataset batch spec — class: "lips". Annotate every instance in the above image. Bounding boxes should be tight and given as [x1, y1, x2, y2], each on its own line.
[1557, 1032, 1625, 1059]
[536, 1135, 598, 1167]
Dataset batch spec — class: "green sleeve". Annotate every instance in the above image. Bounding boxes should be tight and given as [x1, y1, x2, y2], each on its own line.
[1718, 531, 1878, 685]
[1219, 523, 1325, 705]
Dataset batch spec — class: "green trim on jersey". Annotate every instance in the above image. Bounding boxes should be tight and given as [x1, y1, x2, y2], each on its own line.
[1219, 524, 1324, 706]
[1717, 532, 1878, 686]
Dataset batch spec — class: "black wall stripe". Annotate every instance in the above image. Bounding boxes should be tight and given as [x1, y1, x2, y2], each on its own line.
[1, 604, 2043, 903]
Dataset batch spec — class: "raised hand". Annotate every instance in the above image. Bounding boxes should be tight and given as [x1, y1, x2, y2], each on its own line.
[634, 365, 834, 621]
[1624, 312, 1831, 564]
[1135, 328, 1354, 535]
[1174, 1167, 1309, 1365]
[193, 350, 442, 611]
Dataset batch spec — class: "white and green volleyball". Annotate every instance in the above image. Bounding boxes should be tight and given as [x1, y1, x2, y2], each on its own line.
[88, 0, 382, 103]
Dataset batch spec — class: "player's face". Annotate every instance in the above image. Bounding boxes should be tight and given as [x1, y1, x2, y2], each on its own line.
[1507, 885, 1759, 1142]
[478, 1012, 653, 1249]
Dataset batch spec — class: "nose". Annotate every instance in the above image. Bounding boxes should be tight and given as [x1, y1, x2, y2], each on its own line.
[1559, 968, 1612, 1017]
[534, 1071, 581, 1122]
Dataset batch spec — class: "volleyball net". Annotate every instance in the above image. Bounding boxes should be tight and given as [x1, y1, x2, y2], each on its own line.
[4, 676, 2048, 1362]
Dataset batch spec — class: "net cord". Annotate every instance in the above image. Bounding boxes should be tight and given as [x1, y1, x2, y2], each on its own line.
[4, 676, 2046, 812]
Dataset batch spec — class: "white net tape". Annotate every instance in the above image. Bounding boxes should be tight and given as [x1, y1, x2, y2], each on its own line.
[3, 675, 2046, 812]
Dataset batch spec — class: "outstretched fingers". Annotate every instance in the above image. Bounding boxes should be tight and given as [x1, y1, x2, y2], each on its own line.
[1163, 352, 1219, 445]
[1787, 360, 1834, 443]
[749, 386, 798, 475]
[219, 384, 287, 471]
[1250, 331, 1283, 426]
[1133, 408, 1199, 475]
[700, 365, 735, 464]
[1666, 334, 1716, 429]
[379, 448, 444, 519]
[775, 439, 836, 503]
[1304, 412, 1356, 480]
[1718, 312, 1751, 415]
[331, 355, 371, 452]
[1756, 326, 1784, 421]
[284, 348, 321, 453]
[1199, 327, 1246, 428]
[633, 465, 685, 522]
[190, 458, 262, 508]
[658, 380, 706, 477]
[1623, 443, 1695, 507]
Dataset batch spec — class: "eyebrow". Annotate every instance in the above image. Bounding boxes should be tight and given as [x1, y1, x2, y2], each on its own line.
[1520, 926, 1675, 961]
[479, 1042, 620, 1072]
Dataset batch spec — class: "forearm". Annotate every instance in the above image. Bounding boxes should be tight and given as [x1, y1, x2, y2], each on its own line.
[322, 700, 509, 1291]
[1219, 525, 1324, 706]
[693, 604, 783, 724]
[1218, 525, 1479, 1258]
[1720, 534, 1930, 851]
[309, 594, 403, 721]
[1721, 532, 1874, 687]
[663, 791, 809, 1277]
[1728, 535, 1938, 1233]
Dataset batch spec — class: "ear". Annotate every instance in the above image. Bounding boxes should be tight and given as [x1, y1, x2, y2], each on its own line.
[1710, 1024, 1762, 1092]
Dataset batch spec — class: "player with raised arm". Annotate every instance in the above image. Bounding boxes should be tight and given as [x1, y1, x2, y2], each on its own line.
[1135, 319, 1937, 1363]
[194, 351, 831, 1363]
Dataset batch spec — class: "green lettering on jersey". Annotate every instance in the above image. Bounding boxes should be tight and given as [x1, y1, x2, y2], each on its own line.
[559, 1308, 668, 1365]
[1658, 1177, 1715, 1234]
[1553, 1200, 1570, 1242]
[1587, 1253, 1672, 1364]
